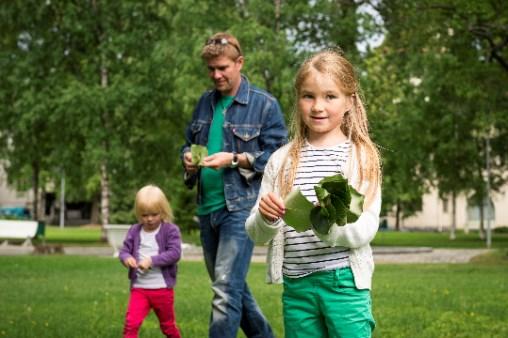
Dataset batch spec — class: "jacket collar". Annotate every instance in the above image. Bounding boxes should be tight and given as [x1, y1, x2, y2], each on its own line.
[233, 75, 250, 105]
[211, 74, 250, 106]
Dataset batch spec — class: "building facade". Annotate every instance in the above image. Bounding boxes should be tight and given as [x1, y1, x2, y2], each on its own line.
[0, 165, 31, 209]
[387, 188, 507, 231]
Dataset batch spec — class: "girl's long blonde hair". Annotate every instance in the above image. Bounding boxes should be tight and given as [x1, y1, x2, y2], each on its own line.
[135, 185, 174, 223]
[278, 49, 381, 206]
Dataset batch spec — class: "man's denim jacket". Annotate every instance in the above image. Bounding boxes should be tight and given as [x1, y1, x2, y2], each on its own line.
[181, 75, 287, 212]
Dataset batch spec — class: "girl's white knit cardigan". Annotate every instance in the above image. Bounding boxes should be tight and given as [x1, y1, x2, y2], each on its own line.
[245, 142, 381, 290]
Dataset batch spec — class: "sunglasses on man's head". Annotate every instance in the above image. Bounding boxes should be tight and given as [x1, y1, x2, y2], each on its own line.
[205, 38, 242, 55]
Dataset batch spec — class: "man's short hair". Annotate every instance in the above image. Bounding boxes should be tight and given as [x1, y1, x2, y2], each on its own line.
[201, 32, 243, 61]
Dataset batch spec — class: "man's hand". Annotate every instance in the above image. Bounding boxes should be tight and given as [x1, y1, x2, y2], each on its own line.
[202, 152, 234, 170]
[123, 256, 138, 269]
[183, 151, 198, 174]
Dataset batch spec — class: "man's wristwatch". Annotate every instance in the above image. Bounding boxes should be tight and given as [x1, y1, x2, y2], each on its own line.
[230, 152, 239, 168]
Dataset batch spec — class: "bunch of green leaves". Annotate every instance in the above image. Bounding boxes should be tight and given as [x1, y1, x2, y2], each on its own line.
[283, 174, 362, 234]
[311, 175, 361, 235]
[191, 144, 208, 166]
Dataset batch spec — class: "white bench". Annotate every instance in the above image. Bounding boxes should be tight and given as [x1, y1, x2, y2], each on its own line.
[104, 224, 131, 257]
[0, 220, 39, 246]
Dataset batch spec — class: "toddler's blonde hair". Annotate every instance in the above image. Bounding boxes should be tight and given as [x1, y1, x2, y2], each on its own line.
[135, 185, 174, 223]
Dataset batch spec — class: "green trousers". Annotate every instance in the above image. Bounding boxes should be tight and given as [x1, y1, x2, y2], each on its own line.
[282, 267, 375, 338]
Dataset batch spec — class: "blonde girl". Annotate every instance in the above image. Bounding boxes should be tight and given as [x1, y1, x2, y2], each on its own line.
[246, 49, 381, 338]
[119, 185, 182, 338]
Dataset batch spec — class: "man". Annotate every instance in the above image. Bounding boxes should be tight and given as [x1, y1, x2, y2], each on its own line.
[181, 32, 287, 338]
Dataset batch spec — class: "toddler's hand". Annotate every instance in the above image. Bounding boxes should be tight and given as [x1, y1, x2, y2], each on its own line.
[259, 192, 285, 222]
[123, 257, 138, 269]
[138, 257, 152, 271]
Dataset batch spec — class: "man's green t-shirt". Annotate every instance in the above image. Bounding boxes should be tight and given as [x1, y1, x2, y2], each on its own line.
[197, 95, 234, 216]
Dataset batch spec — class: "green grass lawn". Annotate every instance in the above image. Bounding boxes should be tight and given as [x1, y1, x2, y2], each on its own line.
[372, 229, 508, 248]
[0, 254, 507, 337]
[41, 225, 508, 248]
[39, 226, 203, 246]
[40, 225, 106, 245]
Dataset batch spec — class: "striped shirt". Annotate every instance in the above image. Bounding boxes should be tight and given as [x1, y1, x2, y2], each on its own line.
[283, 141, 351, 278]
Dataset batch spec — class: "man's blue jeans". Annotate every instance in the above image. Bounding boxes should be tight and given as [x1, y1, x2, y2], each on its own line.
[199, 207, 274, 338]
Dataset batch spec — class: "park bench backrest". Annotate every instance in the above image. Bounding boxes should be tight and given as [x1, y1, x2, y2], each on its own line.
[104, 224, 131, 257]
[0, 220, 39, 246]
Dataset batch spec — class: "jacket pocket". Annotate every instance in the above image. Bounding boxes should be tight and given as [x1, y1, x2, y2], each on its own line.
[231, 126, 261, 152]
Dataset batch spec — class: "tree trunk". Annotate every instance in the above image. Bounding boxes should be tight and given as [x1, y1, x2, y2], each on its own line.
[237, 0, 248, 18]
[395, 200, 401, 231]
[479, 202, 485, 239]
[450, 191, 456, 240]
[100, 162, 109, 241]
[31, 161, 40, 221]
[274, 0, 281, 33]
[100, 64, 109, 240]
[476, 164, 486, 239]
[90, 193, 101, 225]
[92, 0, 110, 241]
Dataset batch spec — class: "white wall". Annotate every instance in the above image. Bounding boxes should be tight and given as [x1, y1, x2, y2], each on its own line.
[0, 165, 32, 207]
[387, 187, 507, 230]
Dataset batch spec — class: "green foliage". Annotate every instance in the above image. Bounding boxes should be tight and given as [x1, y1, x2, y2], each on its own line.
[1, 0, 506, 233]
[282, 188, 314, 232]
[311, 175, 361, 235]
[363, 47, 428, 224]
[363, 0, 508, 229]
[283, 175, 361, 235]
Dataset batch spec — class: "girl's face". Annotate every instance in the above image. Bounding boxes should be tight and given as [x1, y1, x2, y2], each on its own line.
[298, 69, 352, 146]
[141, 211, 162, 231]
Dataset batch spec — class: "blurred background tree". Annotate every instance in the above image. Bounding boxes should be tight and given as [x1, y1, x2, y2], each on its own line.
[0, 0, 506, 235]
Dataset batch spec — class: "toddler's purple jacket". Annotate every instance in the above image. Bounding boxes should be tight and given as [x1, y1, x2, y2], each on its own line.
[118, 222, 182, 288]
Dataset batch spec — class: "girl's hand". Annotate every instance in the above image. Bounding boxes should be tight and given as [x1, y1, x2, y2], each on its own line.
[138, 257, 152, 271]
[123, 257, 138, 269]
[183, 152, 198, 174]
[202, 152, 233, 170]
[259, 192, 285, 222]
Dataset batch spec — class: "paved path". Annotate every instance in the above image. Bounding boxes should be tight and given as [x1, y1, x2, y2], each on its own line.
[180, 245, 492, 264]
[373, 247, 491, 264]
[0, 243, 492, 264]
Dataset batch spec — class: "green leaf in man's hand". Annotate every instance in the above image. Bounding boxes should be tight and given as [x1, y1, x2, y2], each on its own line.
[191, 144, 208, 166]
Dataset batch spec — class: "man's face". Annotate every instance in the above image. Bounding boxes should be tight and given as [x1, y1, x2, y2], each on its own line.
[206, 55, 243, 96]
